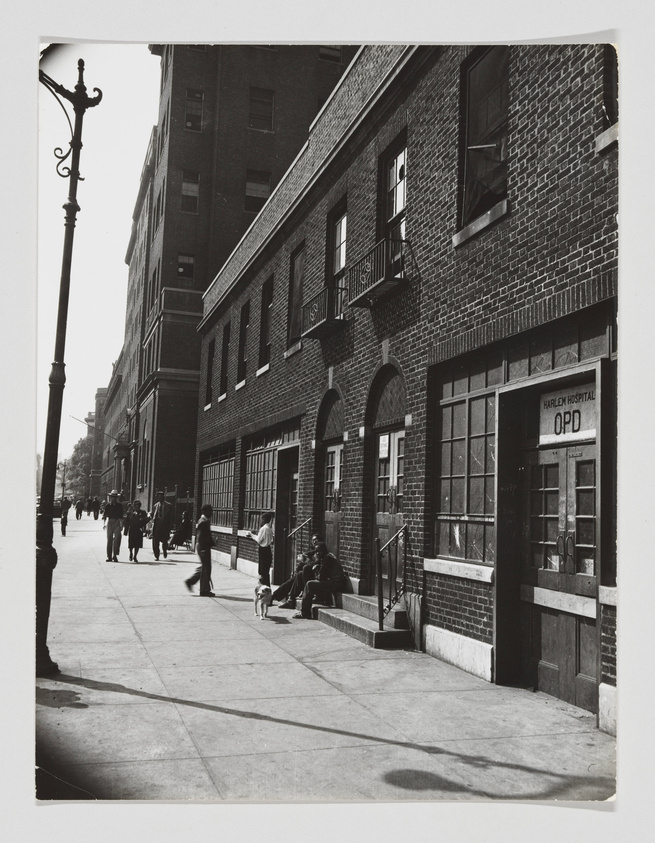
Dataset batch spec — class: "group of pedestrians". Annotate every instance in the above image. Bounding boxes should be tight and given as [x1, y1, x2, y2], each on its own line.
[102, 489, 176, 564]
[75, 497, 100, 520]
[101, 498, 346, 619]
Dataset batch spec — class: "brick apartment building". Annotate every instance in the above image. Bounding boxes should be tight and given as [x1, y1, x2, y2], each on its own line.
[196, 45, 618, 733]
[98, 44, 358, 506]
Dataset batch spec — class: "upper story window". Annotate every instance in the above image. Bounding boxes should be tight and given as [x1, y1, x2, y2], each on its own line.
[385, 145, 407, 243]
[181, 170, 199, 213]
[259, 276, 274, 369]
[237, 300, 250, 383]
[219, 321, 231, 397]
[245, 170, 271, 213]
[205, 339, 215, 406]
[185, 88, 204, 131]
[177, 254, 194, 288]
[319, 46, 342, 62]
[332, 206, 347, 279]
[249, 87, 274, 131]
[287, 244, 305, 349]
[603, 44, 618, 129]
[460, 45, 509, 228]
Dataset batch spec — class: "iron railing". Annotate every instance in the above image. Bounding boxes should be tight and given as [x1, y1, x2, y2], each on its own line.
[284, 517, 313, 569]
[301, 285, 348, 337]
[374, 523, 408, 631]
[347, 238, 407, 306]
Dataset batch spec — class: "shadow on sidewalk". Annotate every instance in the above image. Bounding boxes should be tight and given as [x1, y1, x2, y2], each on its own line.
[35, 672, 615, 802]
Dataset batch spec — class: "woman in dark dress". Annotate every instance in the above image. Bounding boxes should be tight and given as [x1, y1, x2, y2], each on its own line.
[123, 500, 149, 562]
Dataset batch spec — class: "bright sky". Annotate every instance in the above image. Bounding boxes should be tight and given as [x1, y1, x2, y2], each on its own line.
[38, 43, 160, 459]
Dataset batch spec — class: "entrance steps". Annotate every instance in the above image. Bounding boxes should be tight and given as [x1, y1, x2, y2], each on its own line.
[310, 592, 415, 649]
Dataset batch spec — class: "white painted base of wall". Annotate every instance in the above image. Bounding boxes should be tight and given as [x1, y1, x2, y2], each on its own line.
[423, 623, 493, 682]
[598, 682, 617, 736]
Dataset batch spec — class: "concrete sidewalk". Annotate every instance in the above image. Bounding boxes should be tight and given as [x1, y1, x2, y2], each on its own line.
[35, 516, 615, 802]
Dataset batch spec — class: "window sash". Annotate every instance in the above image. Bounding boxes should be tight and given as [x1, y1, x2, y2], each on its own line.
[288, 246, 305, 347]
[249, 87, 274, 131]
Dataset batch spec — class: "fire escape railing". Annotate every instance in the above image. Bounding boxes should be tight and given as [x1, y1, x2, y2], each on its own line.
[347, 238, 407, 306]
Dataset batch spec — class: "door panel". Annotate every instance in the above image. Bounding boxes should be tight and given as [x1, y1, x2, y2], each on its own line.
[323, 443, 342, 558]
[374, 430, 404, 593]
[521, 442, 598, 711]
[274, 448, 299, 584]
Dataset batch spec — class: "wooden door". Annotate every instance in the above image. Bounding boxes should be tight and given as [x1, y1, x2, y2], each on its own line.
[274, 447, 299, 584]
[374, 429, 405, 594]
[520, 442, 598, 711]
[323, 443, 343, 559]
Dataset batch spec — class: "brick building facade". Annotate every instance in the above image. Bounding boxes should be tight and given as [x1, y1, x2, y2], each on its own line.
[196, 45, 618, 733]
[97, 44, 357, 507]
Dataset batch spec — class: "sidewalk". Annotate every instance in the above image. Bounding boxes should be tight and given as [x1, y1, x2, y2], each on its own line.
[36, 516, 615, 802]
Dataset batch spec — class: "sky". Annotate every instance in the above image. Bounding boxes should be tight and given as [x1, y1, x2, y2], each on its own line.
[38, 43, 161, 459]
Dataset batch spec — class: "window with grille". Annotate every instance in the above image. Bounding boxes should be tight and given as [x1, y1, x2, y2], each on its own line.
[202, 448, 235, 527]
[244, 447, 276, 531]
[460, 45, 509, 228]
[181, 170, 199, 213]
[249, 87, 274, 131]
[380, 140, 407, 276]
[245, 169, 271, 212]
[185, 88, 204, 131]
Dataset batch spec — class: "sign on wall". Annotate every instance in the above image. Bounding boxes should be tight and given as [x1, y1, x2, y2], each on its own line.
[539, 383, 596, 445]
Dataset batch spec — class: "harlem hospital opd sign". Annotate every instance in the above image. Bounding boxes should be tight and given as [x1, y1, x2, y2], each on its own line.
[539, 383, 597, 445]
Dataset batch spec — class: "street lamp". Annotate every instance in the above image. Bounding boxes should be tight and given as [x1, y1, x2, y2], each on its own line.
[36, 57, 102, 677]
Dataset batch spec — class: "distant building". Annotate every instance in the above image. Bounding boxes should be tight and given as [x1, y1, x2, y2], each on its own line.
[196, 45, 618, 733]
[99, 44, 357, 510]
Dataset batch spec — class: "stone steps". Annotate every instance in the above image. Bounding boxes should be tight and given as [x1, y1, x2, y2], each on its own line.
[304, 591, 415, 649]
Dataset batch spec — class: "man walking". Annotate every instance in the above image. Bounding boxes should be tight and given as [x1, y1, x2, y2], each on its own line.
[151, 490, 173, 560]
[103, 490, 124, 562]
[185, 503, 215, 597]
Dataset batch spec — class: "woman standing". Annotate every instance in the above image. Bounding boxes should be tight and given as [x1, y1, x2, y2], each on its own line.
[248, 512, 274, 587]
[123, 500, 149, 563]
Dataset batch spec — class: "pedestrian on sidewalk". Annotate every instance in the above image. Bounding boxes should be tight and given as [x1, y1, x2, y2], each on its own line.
[150, 491, 173, 560]
[294, 541, 346, 619]
[274, 532, 323, 609]
[123, 500, 149, 562]
[75, 498, 84, 520]
[60, 497, 71, 536]
[248, 511, 274, 587]
[103, 490, 124, 562]
[92, 496, 100, 520]
[185, 504, 215, 596]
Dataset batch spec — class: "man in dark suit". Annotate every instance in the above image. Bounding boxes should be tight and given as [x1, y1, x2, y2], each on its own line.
[151, 490, 173, 560]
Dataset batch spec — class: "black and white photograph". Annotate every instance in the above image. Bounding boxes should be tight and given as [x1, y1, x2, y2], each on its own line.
[2, 1, 654, 841]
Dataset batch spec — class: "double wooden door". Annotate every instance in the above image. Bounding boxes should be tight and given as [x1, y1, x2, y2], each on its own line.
[373, 429, 405, 594]
[520, 442, 598, 711]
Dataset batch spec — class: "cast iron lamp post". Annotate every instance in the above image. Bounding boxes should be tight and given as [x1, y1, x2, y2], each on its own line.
[36, 59, 102, 677]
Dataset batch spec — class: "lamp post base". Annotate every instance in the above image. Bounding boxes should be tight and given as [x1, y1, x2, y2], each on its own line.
[36, 521, 59, 678]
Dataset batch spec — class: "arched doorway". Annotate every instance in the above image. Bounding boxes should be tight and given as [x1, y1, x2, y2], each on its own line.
[366, 365, 406, 595]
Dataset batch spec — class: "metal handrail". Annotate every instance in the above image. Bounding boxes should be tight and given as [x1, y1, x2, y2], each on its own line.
[284, 517, 313, 574]
[375, 524, 408, 631]
[347, 238, 407, 304]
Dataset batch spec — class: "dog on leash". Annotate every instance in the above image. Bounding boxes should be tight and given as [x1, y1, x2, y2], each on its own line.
[254, 578, 273, 619]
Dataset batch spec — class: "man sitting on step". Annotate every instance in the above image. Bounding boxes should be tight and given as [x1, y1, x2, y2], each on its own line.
[294, 541, 347, 619]
[273, 533, 323, 609]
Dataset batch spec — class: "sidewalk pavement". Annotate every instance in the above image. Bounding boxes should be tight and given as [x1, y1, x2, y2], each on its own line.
[36, 516, 615, 802]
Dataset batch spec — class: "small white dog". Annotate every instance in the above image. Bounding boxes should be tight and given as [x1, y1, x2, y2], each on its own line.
[254, 579, 273, 619]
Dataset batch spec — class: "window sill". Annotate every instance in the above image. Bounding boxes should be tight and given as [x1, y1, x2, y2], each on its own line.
[596, 123, 618, 154]
[599, 585, 617, 607]
[218, 393, 226, 403]
[247, 127, 275, 134]
[203, 402, 212, 412]
[452, 199, 510, 248]
[211, 525, 233, 535]
[235, 379, 246, 391]
[423, 557, 495, 583]
[256, 363, 270, 377]
[284, 340, 302, 359]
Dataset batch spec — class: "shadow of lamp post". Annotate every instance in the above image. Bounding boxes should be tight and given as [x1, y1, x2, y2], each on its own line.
[36, 59, 102, 677]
